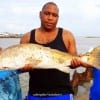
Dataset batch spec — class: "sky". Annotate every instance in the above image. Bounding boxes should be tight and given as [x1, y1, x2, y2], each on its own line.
[0, 0, 100, 37]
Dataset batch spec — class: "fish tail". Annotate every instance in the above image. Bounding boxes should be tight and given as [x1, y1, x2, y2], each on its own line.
[87, 46, 100, 68]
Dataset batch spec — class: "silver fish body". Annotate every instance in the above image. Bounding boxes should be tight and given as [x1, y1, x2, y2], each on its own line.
[0, 43, 99, 73]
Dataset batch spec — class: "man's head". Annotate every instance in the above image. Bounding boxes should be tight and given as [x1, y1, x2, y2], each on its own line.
[40, 2, 59, 31]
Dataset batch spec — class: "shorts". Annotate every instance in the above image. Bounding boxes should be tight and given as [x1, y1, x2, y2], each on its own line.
[26, 94, 73, 100]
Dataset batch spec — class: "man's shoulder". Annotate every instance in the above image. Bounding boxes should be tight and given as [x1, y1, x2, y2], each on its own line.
[20, 31, 31, 43]
[62, 28, 75, 40]
[24, 28, 36, 36]
[61, 28, 72, 34]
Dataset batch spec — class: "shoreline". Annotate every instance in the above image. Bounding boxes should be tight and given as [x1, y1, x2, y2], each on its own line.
[0, 36, 100, 38]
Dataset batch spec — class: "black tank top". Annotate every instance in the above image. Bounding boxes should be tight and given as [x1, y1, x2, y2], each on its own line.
[29, 28, 73, 95]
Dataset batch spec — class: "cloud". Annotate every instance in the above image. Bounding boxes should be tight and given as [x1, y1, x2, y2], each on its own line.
[11, 6, 40, 15]
[80, 0, 100, 20]
[0, 0, 100, 36]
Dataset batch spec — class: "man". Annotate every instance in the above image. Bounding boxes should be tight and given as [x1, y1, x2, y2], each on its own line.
[20, 2, 89, 100]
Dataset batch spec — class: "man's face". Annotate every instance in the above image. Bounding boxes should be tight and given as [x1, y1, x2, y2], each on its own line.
[40, 4, 59, 30]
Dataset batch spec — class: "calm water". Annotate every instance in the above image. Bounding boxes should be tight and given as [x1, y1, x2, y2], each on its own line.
[0, 38, 20, 49]
[0, 37, 100, 99]
[0, 37, 100, 51]
[75, 37, 100, 53]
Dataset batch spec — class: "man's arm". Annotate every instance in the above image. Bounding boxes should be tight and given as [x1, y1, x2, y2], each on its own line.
[63, 29, 91, 68]
[63, 29, 77, 55]
[63, 29, 84, 68]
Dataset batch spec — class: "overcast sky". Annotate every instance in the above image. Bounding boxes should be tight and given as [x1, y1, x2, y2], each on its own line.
[0, 0, 100, 36]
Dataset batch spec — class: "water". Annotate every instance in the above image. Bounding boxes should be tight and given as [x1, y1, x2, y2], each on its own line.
[0, 37, 100, 99]
[0, 37, 99, 51]
[0, 38, 20, 49]
[75, 37, 100, 53]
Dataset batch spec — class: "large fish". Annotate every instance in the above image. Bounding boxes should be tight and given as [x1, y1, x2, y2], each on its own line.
[0, 43, 100, 73]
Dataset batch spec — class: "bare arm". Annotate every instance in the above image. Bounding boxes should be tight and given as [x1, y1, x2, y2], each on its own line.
[63, 29, 77, 55]
[63, 29, 91, 68]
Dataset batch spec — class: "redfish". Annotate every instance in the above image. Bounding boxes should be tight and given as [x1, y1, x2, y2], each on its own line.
[0, 43, 99, 73]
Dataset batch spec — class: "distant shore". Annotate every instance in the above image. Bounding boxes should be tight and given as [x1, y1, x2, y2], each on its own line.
[0, 36, 100, 38]
[85, 36, 100, 38]
[0, 35, 22, 38]
[0, 33, 23, 38]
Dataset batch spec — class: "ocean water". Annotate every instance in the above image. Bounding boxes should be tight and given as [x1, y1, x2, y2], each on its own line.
[0, 37, 100, 99]
[0, 37, 99, 51]
[0, 38, 20, 49]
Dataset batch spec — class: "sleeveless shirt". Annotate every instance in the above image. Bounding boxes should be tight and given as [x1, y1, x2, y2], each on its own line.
[29, 28, 73, 95]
